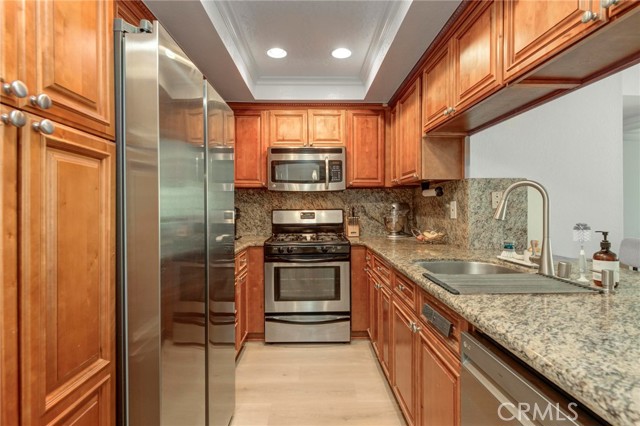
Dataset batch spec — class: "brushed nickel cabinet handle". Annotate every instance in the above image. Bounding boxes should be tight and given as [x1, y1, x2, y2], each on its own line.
[602, 0, 619, 7]
[1, 110, 26, 128]
[32, 119, 55, 135]
[1, 79, 28, 98]
[29, 93, 52, 110]
[397, 284, 405, 292]
[581, 10, 598, 22]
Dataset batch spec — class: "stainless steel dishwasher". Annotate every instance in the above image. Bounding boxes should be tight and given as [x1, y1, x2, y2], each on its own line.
[461, 333, 606, 426]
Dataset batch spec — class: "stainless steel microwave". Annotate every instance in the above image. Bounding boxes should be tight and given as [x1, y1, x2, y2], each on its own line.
[267, 147, 346, 191]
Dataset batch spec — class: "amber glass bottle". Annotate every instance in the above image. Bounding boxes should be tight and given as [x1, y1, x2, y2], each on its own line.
[592, 231, 619, 286]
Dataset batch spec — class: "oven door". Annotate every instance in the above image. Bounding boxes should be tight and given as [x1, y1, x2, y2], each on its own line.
[264, 261, 350, 313]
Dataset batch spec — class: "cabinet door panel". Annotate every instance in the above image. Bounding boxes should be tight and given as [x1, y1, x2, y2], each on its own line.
[347, 110, 385, 187]
[308, 109, 345, 146]
[379, 285, 392, 379]
[20, 116, 114, 425]
[0, 0, 28, 108]
[452, 0, 502, 111]
[422, 47, 450, 130]
[419, 329, 460, 426]
[235, 111, 267, 187]
[397, 79, 421, 184]
[25, 0, 114, 139]
[1, 105, 19, 425]
[504, 0, 604, 81]
[392, 300, 416, 425]
[269, 110, 307, 146]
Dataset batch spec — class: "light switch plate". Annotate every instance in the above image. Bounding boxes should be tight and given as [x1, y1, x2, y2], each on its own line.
[449, 201, 457, 219]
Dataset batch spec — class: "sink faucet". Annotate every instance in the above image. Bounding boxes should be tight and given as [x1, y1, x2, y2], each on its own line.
[494, 180, 554, 276]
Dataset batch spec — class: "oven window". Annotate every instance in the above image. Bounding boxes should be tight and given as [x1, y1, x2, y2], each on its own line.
[271, 161, 326, 183]
[274, 266, 340, 301]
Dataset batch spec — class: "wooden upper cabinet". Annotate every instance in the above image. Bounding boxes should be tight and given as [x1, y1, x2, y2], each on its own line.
[235, 110, 267, 187]
[308, 109, 345, 146]
[269, 110, 307, 146]
[603, 0, 639, 19]
[389, 106, 400, 185]
[347, 109, 385, 187]
[0, 0, 27, 108]
[396, 79, 422, 185]
[206, 108, 224, 146]
[451, 0, 502, 113]
[115, 0, 155, 24]
[422, 45, 451, 131]
[423, 0, 502, 133]
[503, 0, 606, 82]
[20, 114, 115, 425]
[15, 0, 115, 139]
[225, 111, 235, 146]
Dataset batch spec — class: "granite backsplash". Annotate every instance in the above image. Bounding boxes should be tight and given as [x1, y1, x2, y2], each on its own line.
[413, 178, 528, 251]
[235, 178, 527, 250]
[235, 188, 414, 236]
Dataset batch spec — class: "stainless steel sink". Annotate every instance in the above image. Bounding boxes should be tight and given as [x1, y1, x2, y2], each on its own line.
[415, 261, 523, 275]
[415, 260, 600, 295]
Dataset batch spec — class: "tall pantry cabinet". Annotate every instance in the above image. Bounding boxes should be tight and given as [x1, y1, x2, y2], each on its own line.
[1, 1, 116, 424]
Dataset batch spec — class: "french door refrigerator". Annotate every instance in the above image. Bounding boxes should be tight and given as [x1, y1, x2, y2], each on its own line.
[115, 19, 235, 426]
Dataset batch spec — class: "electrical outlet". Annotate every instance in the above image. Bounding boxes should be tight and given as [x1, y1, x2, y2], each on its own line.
[449, 201, 457, 219]
[491, 191, 503, 209]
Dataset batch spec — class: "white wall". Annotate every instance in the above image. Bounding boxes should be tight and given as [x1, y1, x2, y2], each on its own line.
[468, 72, 627, 258]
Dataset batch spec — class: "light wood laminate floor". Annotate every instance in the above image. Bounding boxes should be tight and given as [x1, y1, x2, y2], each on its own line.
[231, 340, 406, 426]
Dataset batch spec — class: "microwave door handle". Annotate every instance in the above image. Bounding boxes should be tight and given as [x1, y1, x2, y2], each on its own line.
[325, 156, 329, 190]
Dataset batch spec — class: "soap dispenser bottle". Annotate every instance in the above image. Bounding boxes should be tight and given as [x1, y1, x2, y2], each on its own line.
[592, 231, 619, 287]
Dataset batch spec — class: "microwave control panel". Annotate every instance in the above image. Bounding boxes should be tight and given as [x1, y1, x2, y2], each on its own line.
[329, 161, 343, 182]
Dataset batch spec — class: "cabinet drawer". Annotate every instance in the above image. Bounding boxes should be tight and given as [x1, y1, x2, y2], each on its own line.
[418, 290, 467, 355]
[394, 272, 417, 310]
[372, 254, 391, 285]
[235, 250, 248, 276]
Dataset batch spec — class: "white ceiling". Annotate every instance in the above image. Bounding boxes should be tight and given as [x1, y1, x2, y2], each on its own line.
[144, 0, 461, 103]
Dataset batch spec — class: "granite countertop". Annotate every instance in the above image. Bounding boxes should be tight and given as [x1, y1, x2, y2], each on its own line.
[351, 237, 640, 426]
[234, 235, 268, 254]
[233, 234, 640, 424]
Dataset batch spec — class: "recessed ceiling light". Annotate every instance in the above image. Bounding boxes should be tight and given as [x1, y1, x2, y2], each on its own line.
[267, 48, 287, 59]
[331, 48, 352, 59]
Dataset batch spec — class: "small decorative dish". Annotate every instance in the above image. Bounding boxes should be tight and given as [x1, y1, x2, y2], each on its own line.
[411, 228, 447, 244]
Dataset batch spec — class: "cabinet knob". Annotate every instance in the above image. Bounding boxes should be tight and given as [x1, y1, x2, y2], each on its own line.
[1, 80, 28, 98]
[397, 284, 406, 292]
[413, 323, 421, 333]
[601, 0, 619, 7]
[412, 173, 419, 179]
[32, 119, 55, 135]
[29, 93, 52, 110]
[1, 110, 26, 128]
[581, 10, 598, 23]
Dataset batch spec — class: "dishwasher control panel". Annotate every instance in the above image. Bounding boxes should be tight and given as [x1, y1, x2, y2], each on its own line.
[422, 303, 453, 338]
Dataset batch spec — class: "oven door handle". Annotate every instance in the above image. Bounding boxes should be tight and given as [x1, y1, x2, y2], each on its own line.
[265, 255, 349, 263]
[266, 315, 350, 325]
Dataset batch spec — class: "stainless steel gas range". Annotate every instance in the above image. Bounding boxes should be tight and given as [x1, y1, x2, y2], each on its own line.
[264, 210, 351, 343]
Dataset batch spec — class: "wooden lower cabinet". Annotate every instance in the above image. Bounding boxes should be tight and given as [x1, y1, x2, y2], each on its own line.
[391, 299, 418, 426]
[20, 114, 115, 425]
[419, 328, 460, 426]
[367, 252, 463, 426]
[350, 246, 369, 335]
[378, 284, 392, 379]
[246, 247, 265, 337]
[235, 270, 248, 355]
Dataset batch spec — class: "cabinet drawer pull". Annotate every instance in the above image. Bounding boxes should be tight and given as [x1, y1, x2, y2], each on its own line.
[32, 119, 55, 135]
[1, 80, 28, 98]
[397, 284, 405, 292]
[602, 0, 619, 7]
[581, 10, 598, 23]
[29, 93, 52, 110]
[1, 110, 26, 128]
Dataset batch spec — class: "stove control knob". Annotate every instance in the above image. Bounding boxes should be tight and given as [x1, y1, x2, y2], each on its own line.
[286, 247, 294, 253]
[277, 247, 285, 254]
[321, 246, 329, 253]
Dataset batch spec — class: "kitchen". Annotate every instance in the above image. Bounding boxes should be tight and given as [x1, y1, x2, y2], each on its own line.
[1, 1, 640, 426]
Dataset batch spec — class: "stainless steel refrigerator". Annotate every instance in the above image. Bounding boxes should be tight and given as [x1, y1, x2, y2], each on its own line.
[114, 19, 235, 426]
